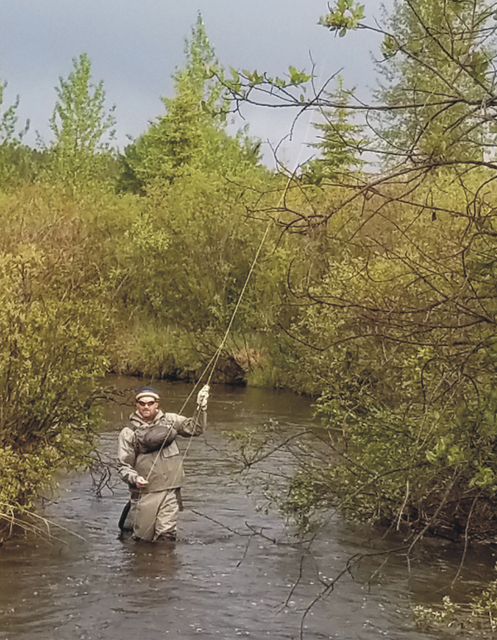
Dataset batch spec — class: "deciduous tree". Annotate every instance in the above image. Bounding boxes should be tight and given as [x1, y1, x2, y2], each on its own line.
[373, 0, 496, 165]
[0, 73, 30, 188]
[220, 0, 497, 546]
[46, 53, 116, 190]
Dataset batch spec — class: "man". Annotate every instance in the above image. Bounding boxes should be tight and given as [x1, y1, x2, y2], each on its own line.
[117, 384, 209, 542]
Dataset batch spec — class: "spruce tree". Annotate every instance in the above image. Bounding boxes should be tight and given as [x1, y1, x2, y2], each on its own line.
[305, 76, 366, 184]
[119, 14, 260, 193]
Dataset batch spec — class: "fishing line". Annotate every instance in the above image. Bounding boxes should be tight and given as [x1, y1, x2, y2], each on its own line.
[132, 54, 330, 536]
[140, 182, 286, 486]
[132, 173, 293, 540]
[181, 55, 329, 400]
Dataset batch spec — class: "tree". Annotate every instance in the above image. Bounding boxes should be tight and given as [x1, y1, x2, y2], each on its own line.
[373, 0, 495, 165]
[224, 0, 497, 173]
[0, 74, 31, 188]
[218, 0, 497, 547]
[0, 189, 112, 531]
[304, 76, 367, 184]
[47, 53, 116, 189]
[119, 13, 260, 193]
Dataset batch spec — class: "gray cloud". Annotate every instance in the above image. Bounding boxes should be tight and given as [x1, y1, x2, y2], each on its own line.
[1, 0, 389, 165]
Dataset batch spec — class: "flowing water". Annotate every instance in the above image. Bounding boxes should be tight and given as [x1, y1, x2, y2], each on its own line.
[1, 379, 496, 640]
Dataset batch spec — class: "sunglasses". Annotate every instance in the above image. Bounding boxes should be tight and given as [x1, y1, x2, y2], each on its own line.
[137, 400, 157, 407]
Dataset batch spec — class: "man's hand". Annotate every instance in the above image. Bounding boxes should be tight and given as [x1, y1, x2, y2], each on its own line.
[197, 384, 210, 411]
[135, 476, 149, 488]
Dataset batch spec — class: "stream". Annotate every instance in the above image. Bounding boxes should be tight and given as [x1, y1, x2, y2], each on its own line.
[1, 379, 496, 639]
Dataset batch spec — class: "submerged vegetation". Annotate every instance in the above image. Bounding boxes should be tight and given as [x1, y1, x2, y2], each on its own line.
[4, 6, 497, 622]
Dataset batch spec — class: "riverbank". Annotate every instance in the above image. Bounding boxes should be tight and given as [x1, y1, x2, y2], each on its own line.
[107, 321, 313, 392]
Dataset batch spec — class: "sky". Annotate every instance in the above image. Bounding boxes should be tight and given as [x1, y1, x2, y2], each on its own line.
[0, 0, 389, 168]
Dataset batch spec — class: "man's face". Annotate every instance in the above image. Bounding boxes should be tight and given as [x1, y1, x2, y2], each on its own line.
[136, 397, 159, 422]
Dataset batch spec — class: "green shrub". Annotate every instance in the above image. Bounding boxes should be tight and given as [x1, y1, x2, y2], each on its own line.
[0, 189, 109, 528]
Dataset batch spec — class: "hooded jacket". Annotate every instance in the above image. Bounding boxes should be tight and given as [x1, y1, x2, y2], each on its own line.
[117, 408, 206, 493]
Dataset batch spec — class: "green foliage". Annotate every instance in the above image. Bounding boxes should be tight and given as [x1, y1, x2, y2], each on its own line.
[120, 14, 251, 192]
[225, 66, 312, 104]
[0, 248, 107, 449]
[374, 0, 496, 164]
[304, 76, 367, 184]
[109, 17, 283, 355]
[223, 66, 313, 110]
[45, 53, 116, 190]
[319, 0, 365, 37]
[109, 322, 201, 380]
[7, 9, 497, 564]
[471, 576, 497, 632]
[0, 80, 22, 144]
[412, 576, 497, 633]
[259, 174, 497, 539]
[0, 188, 112, 524]
[413, 596, 457, 631]
[0, 18, 300, 528]
[0, 446, 60, 515]
[0, 73, 31, 189]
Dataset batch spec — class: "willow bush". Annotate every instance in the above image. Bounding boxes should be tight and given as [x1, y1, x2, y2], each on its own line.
[0, 188, 112, 529]
[264, 173, 497, 540]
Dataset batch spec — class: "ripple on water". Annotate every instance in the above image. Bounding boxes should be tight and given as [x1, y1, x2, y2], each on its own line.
[0, 382, 487, 640]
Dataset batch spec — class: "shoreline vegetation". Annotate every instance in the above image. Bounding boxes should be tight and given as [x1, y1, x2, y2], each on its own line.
[107, 324, 264, 387]
[4, 2, 497, 630]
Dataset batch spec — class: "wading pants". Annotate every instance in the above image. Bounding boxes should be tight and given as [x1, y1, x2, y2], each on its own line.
[126, 489, 180, 541]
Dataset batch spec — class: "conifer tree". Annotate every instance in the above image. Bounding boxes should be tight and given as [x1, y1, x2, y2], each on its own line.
[305, 76, 366, 184]
[119, 14, 260, 193]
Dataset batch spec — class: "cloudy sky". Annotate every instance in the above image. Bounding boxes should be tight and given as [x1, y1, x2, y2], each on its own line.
[1, 0, 389, 167]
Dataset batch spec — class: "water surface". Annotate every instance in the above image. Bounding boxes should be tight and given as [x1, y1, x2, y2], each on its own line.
[1, 380, 495, 639]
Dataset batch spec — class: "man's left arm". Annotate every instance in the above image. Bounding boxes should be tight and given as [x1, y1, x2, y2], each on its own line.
[175, 385, 209, 437]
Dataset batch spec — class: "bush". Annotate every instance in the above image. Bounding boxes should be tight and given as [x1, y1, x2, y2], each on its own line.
[0, 188, 109, 529]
